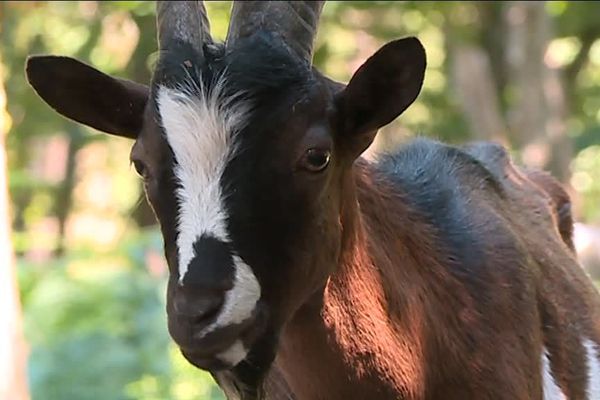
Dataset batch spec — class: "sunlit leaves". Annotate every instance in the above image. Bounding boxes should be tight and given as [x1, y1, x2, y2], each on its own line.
[571, 145, 600, 222]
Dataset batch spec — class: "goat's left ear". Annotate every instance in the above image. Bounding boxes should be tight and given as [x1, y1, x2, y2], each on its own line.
[332, 37, 426, 156]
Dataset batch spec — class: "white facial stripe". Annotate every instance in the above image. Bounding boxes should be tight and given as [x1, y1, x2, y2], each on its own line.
[157, 80, 260, 337]
[217, 340, 248, 367]
[157, 83, 245, 282]
[584, 338, 600, 399]
[542, 347, 566, 400]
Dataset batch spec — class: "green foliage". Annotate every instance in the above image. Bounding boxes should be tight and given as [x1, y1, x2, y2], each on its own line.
[19, 229, 225, 400]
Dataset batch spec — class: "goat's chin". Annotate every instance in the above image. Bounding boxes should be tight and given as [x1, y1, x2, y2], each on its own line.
[211, 329, 280, 400]
[181, 350, 233, 371]
[171, 300, 283, 399]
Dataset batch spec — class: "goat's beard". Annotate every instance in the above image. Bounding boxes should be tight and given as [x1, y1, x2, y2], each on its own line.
[212, 327, 291, 400]
[213, 362, 269, 400]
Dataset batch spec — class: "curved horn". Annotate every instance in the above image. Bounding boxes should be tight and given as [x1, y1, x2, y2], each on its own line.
[156, 1, 212, 53]
[226, 1, 324, 64]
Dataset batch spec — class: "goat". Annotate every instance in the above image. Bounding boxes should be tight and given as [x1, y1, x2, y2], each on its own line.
[25, 1, 600, 399]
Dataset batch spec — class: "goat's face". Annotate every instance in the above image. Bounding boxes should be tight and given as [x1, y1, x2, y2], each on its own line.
[25, 1, 425, 376]
[134, 40, 348, 370]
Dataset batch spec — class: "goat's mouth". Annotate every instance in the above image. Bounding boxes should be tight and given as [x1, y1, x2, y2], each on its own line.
[175, 302, 269, 371]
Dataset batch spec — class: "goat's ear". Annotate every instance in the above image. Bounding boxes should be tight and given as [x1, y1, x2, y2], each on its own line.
[332, 37, 426, 156]
[25, 55, 149, 139]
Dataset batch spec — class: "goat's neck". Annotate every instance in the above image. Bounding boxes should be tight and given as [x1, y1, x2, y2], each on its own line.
[276, 163, 432, 399]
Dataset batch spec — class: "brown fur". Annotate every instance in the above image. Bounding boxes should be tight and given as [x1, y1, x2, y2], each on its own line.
[525, 168, 575, 251]
[265, 147, 600, 400]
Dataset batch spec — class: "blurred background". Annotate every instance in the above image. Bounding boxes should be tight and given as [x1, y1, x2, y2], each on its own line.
[1, 1, 600, 399]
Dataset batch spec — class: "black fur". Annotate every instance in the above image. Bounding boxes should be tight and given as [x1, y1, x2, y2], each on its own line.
[184, 235, 235, 289]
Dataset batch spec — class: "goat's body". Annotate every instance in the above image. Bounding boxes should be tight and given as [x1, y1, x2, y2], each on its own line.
[271, 138, 600, 400]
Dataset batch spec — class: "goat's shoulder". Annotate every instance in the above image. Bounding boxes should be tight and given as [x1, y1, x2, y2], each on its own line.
[371, 137, 575, 286]
[375, 137, 507, 223]
[372, 138, 538, 285]
[377, 138, 505, 195]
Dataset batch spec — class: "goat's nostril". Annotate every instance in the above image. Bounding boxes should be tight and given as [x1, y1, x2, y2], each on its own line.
[191, 301, 222, 327]
[186, 294, 224, 329]
[173, 288, 226, 330]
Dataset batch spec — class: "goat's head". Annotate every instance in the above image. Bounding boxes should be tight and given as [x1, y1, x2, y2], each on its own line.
[25, 0, 425, 376]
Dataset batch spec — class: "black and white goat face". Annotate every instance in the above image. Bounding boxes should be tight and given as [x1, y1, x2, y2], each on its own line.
[142, 38, 344, 370]
[26, 0, 425, 377]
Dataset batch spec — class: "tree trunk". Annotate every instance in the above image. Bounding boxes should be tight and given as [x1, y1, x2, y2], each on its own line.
[450, 44, 509, 145]
[0, 55, 30, 400]
[477, 2, 508, 106]
[53, 128, 82, 256]
[504, 1, 572, 182]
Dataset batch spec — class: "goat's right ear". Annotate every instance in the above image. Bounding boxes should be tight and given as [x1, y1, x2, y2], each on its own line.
[25, 55, 149, 139]
[331, 37, 426, 157]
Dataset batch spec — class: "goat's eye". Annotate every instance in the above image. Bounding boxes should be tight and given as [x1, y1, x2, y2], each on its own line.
[302, 148, 330, 172]
[132, 159, 148, 178]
